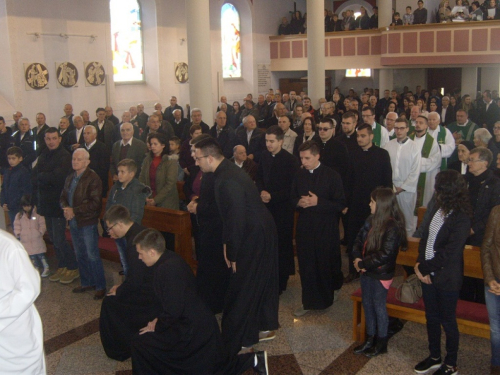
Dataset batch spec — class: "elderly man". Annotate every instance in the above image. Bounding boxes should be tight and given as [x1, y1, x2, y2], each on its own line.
[410, 115, 441, 210]
[230, 145, 257, 180]
[409, 105, 421, 130]
[83, 125, 110, 198]
[11, 117, 37, 169]
[33, 128, 79, 284]
[113, 111, 140, 143]
[268, 103, 287, 128]
[34, 112, 49, 155]
[163, 96, 184, 123]
[66, 115, 86, 153]
[110, 122, 147, 181]
[277, 115, 297, 155]
[105, 106, 119, 126]
[239, 98, 260, 124]
[171, 109, 189, 140]
[182, 108, 209, 139]
[136, 103, 149, 130]
[440, 96, 454, 126]
[383, 117, 422, 236]
[11, 111, 22, 132]
[385, 111, 398, 140]
[427, 111, 455, 170]
[91, 107, 115, 152]
[58, 116, 74, 146]
[209, 111, 236, 159]
[235, 115, 265, 162]
[80, 110, 91, 125]
[141, 114, 172, 143]
[64, 104, 74, 127]
[61, 148, 106, 300]
[362, 107, 389, 147]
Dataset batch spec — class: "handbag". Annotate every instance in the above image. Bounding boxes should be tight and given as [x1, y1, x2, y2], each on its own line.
[395, 274, 422, 304]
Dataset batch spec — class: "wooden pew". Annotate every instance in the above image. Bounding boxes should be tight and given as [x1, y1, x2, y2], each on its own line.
[351, 240, 490, 342]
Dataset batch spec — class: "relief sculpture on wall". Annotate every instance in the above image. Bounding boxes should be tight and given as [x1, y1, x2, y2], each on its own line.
[24, 63, 49, 90]
[56, 62, 78, 88]
[84, 61, 105, 86]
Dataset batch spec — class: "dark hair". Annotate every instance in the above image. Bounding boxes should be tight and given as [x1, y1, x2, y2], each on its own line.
[319, 117, 334, 128]
[342, 111, 357, 121]
[394, 12, 400, 16]
[470, 146, 493, 166]
[233, 101, 241, 112]
[0, 116, 4, 122]
[471, 1, 480, 6]
[45, 127, 61, 137]
[362, 107, 375, 116]
[266, 125, 284, 141]
[189, 124, 202, 136]
[194, 137, 223, 159]
[170, 136, 181, 146]
[302, 116, 316, 131]
[298, 140, 320, 155]
[104, 204, 132, 225]
[96, 107, 106, 114]
[133, 228, 166, 254]
[356, 123, 373, 135]
[395, 117, 408, 125]
[19, 194, 35, 219]
[434, 170, 472, 217]
[7, 146, 23, 158]
[365, 188, 408, 253]
[406, 6, 412, 9]
[190, 133, 211, 145]
[117, 158, 137, 174]
[417, 115, 428, 124]
[147, 133, 169, 158]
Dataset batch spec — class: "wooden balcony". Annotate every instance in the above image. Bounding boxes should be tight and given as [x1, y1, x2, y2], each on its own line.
[269, 21, 500, 71]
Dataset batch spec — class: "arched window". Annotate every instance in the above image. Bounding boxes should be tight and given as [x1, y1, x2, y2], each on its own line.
[110, 0, 144, 83]
[221, 3, 241, 78]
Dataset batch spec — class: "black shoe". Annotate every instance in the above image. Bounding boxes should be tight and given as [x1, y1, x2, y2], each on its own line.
[414, 356, 442, 373]
[72, 285, 95, 293]
[344, 272, 360, 284]
[432, 364, 458, 375]
[253, 351, 268, 375]
[364, 337, 387, 358]
[354, 335, 375, 354]
[387, 318, 405, 339]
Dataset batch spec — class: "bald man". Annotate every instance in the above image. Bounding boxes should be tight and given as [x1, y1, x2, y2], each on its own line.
[230, 145, 258, 181]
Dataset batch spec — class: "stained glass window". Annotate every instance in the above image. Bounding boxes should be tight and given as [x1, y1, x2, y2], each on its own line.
[221, 4, 241, 78]
[110, 0, 144, 82]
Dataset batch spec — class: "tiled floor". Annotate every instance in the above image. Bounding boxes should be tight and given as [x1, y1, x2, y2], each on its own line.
[37, 251, 491, 375]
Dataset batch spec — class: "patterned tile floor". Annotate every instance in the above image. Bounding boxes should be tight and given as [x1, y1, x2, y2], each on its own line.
[35, 250, 492, 375]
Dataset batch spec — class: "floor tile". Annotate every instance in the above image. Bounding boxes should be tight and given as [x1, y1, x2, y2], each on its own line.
[55, 345, 117, 375]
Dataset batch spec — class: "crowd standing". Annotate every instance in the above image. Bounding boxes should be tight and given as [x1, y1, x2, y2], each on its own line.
[1, 82, 500, 375]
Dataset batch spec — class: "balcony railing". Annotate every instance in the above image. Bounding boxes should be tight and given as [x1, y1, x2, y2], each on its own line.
[269, 20, 500, 71]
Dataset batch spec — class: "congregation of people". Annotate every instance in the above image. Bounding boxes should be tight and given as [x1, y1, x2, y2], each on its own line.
[277, 0, 500, 35]
[1, 81, 500, 375]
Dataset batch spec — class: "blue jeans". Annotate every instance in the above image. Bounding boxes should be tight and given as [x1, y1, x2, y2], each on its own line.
[115, 237, 129, 275]
[422, 282, 460, 367]
[361, 274, 389, 338]
[46, 216, 78, 270]
[69, 220, 106, 291]
[30, 253, 48, 268]
[485, 282, 500, 367]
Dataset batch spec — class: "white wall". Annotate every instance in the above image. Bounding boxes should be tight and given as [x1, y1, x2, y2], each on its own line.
[393, 69, 427, 93]
[480, 67, 500, 92]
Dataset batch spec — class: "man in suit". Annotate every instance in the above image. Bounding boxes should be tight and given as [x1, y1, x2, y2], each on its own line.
[110, 122, 147, 182]
[235, 115, 266, 163]
[80, 110, 91, 125]
[163, 96, 183, 123]
[342, 9, 356, 30]
[34, 112, 50, 155]
[91, 107, 115, 153]
[63, 104, 74, 127]
[113, 111, 140, 143]
[230, 145, 258, 181]
[172, 109, 190, 140]
[285, 91, 298, 115]
[11, 111, 22, 132]
[10, 117, 36, 169]
[65, 115, 86, 153]
[82, 125, 110, 198]
[105, 106, 120, 126]
[440, 96, 455, 126]
[58, 117, 74, 147]
[181, 108, 210, 140]
[136, 104, 149, 131]
[209, 111, 236, 159]
[479, 90, 500, 134]
[140, 114, 172, 143]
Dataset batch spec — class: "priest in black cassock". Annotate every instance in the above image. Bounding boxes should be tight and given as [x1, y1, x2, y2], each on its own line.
[99, 205, 161, 362]
[256, 126, 300, 294]
[291, 140, 346, 317]
[344, 123, 393, 284]
[193, 137, 279, 357]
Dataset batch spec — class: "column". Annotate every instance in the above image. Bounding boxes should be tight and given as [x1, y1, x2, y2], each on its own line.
[378, 0, 392, 29]
[379, 69, 394, 92]
[461, 67, 478, 96]
[186, 0, 213, 122]
[307, 0, 324, 105]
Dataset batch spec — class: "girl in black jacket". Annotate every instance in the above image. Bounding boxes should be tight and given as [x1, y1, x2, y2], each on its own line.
[352, 188, 407, 357]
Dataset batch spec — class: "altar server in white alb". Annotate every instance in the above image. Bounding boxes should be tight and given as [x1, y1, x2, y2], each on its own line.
[384, 117, 422, 236]
[0, 229, 46, 374]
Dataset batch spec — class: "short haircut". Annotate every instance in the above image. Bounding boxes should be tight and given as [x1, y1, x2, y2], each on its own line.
[357, 123, 373, 135]
[45, 127, 61, 137]
[96, 107, 106, 114]
[104, 204, 133, 225]
[406, 6, 412, 9]
[474, 128, 493, 145]
[394, 12, 400, 16]
[456, 108, 468, 116]
[172, 109, 181, 115]
[298, 140, 320, 155]
[295, 104, 304, 111]
[169, 136, 181, 146]
[342, 111, 357, 121]
[117, 158, 137, 174]
[0, 116, 4, 123]
[190, 108, 202, 116]
[73, 148, 90, 160]
[303, 96, 311, 102]
[362, 107, 375, 115]
[417, 115, 428, 123]
[470, 146, 493, 166]
[7, 146, 23, 158]
[84, 124, 97, 134]
[266, 125, 284, 141]
[194, 137, 223, 159]
[189, 124, 202, 135]
[190, 133, 211, 146]
[320, 118, 335, 128]
[133, 228, 166, 253]
[395, 117, 408, 125]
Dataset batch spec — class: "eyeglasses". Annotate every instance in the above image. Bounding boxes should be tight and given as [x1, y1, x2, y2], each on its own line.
[106, 223, 118, 233]
[317, 127, 332, 132]
[194, 155, 209, 161]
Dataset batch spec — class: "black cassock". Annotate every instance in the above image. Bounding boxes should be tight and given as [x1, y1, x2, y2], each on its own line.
[100, 223, 161, 361]
[196, 172, 231, 314]
[213, 159, 279, 356]
[291, 164, 346, 310]
[131, 251, 222, 375]
[256, 149, 299, 292]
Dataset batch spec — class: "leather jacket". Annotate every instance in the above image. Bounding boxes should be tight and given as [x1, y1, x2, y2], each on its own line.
[60, 168, 102, 227]
[481, 205, 500, 285]
[352, 218, 404, 280]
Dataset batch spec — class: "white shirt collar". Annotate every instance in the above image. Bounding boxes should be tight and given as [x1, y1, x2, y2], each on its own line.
[85, 139, 97, 149]
[121, 138, 133, 147]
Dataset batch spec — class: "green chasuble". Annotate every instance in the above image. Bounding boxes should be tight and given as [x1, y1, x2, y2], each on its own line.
[373, 123, 382, 147]
[447, 121, 478, 142]
[436, 125, 447, 171]
[410, 132, 434, 214]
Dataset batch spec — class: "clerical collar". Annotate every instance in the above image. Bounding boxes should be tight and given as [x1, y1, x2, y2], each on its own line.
[309, 162, 321, 173]
[397, 137, 409, 144]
